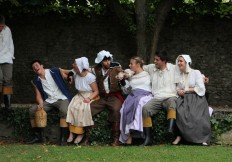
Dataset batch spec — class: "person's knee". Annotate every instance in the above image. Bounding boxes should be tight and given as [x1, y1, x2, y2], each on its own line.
[167, 98, 177, 109]
[59, 106, 68, 118]
[142, 106, 150, 118]
[59, 111, 67, 119]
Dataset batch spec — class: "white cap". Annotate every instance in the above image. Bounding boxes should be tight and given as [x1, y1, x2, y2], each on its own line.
[95, 50, 113, 64]
[75, 57, 89, 73]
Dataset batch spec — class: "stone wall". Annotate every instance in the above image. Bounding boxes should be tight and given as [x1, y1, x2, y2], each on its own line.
[8, 15, 136, 103]
[5, 15, 232, 106]
[158, 17, 232, 106]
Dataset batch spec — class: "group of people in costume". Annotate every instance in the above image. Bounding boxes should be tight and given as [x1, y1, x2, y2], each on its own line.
[0, 14, 211, 146]
[26, 49, 211, 147]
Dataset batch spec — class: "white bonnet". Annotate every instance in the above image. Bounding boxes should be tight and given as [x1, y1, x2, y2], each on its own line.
[75, 57, 89, 73]
[95, 50, 113, 64]
[176, 54, 192, 73]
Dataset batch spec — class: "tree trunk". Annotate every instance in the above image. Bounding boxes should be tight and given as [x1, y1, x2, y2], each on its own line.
[135, 0, 147, 61]
[148, 0, 176, 63]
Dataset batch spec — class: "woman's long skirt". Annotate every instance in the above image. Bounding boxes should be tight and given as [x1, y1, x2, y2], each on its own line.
[66, 91, 94, 127]
[176, 93, 211, 144]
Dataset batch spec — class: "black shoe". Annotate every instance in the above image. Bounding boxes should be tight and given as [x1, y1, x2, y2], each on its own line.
[25, 136, 42, 144]
[60, 127, 69, 146]
[167, 118, 175, 134]
[140, 127, 153, 146]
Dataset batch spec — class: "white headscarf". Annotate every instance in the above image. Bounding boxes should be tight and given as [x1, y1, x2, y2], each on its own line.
[95, 50, 113, 64]
[176, 54, 192, 73]
[75, 57, 89, 73]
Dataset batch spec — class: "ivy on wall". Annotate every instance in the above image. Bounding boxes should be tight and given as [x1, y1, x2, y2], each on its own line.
[0, 107, 232, 145]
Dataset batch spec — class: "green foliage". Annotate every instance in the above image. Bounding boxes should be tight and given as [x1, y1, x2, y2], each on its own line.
[152, 110, 171, 144]
[173, 0, 232, 19]
[1, 0, 231, 35]
[90, 111, 112, 145]
[0, 0, 106, 17]
[1, 107, 232, 145]
[211, 114, 232, 142]
[0, 108, 30, 139]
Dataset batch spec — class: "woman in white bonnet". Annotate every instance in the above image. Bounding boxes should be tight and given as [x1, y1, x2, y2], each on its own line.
[62, 57, 99, 144]
[172, 54, 211, 146]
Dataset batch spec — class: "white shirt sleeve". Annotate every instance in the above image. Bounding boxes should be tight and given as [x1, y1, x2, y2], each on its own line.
[0, 26, 14, 59]
[87, 73, 96, 85]
[192, 70, 206, 96]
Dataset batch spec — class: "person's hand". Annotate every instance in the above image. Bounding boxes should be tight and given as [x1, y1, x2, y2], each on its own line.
[83, 98, 91, 103]
[115, 72, 125, 80]
[204, 77, 209, 84]
[67, 71, 74, 84]
[68, 76, 73, 84]
[177, 89, 185, 96]
[37, 104, 43, 111]
[124, 73, 129, 79]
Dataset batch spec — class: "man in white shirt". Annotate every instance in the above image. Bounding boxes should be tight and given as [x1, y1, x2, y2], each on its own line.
[26, 60, 72, 146]
[141, 51, 178, 146]
[0, 15, 14, 110]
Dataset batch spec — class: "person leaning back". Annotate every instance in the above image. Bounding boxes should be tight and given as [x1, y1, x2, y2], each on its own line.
[26, 60, 71, 146]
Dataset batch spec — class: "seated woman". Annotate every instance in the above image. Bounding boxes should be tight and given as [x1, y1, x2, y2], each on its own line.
[61, 57, 99, 145]
[119, 56, 153, 145]
[172, 55, 211, 146]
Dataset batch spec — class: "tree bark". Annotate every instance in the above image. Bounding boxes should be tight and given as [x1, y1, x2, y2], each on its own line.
[148, 0, 176, 63]
[135, 0, 147, 61]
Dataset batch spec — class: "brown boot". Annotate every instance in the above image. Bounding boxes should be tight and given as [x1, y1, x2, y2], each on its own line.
[81, 126, 91, 146]
[111, 122, 120, 146]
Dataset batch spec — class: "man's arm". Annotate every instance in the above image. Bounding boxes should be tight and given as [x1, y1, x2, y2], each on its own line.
[31, 81, 43, 109]
[59, 68, 74, 83]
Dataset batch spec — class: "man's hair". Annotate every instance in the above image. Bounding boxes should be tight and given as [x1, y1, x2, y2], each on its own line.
[102, 56, 112, 62]
[0, 15, 5, 24]
[30, 59, 42, 69]
[155, 51, 169, 63]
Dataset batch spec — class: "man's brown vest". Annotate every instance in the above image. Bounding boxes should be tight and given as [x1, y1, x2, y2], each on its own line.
[94, 64, 123, 95]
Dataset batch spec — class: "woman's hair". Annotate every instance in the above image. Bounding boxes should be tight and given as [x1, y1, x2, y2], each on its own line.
[131, 56, 144, 67]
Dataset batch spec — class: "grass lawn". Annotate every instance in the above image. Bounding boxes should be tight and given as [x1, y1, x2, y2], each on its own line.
[0, 144, 232, 162]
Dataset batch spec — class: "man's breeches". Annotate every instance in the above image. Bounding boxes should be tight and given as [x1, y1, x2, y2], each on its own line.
[0, 63, 13, 94]
[29, 99, 69, 119]
[142, 97, 177, 118]
[90, 96, 122, 123]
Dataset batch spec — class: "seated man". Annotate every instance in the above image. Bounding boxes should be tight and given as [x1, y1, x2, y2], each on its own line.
[141, 51, 178, 146]
[26, 60, 72, 146]
[84, 50, 125, 146]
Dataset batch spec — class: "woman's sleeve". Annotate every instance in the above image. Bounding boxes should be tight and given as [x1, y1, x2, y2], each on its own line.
[193, 70, 206, 96]
[87, 73, 96, 85]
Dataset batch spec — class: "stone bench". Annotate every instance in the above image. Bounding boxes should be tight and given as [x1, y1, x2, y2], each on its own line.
[1, 104, 232, 145]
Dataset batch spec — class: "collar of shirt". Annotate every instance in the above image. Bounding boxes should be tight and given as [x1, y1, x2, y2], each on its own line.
[153, 63, 172, 72]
